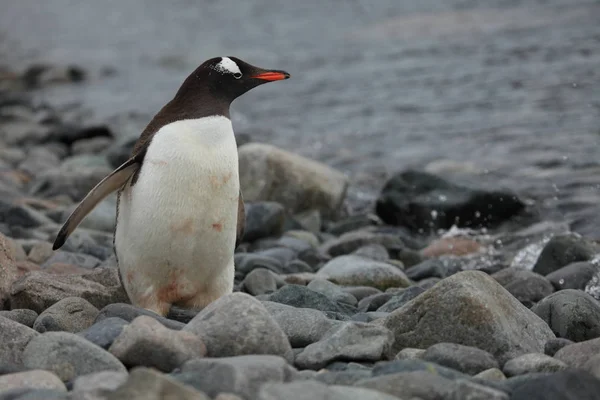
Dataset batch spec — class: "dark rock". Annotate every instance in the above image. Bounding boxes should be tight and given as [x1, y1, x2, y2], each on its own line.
[0, 204, 54, 229]
[319, 230, 406, 258]
[95, 303, 184, 331]
[22, 64, 86, 88]
[544, 338, 574, 356]
[295, 322, 394, 370]
[405, 258, 464, 281]
[421, 342, 499, 375]
[307, 279, 358, 306]
[258, 380, 400, 400]
[267, 285, 357, 315]
[502, 353, 567, 377]
[165, 307, 198, 324]
[242, 268, 279, 296]
[381, 271, 556, 364]
[355, 370, 453, 399]
[108, 367, 210, 399]
[242, 202, 286, 242]
[262, 301, 340, 347]
[377, 286, 426, 312]
[546, 262, 597, 290]
[343, 286, 382, 301]
[22, 331, 126, 382]
[372, 358, 470, 381]
[0, 309, 38, 327]
[0, 315, 38, 367]
[448, 379, 509, 400]
[313, 369, 373, 385]
[509, 369, 600, 400]
[533, 234, 598, 276]
[325, 214, 381, 236]
[183, 293, 293, 361]
[375, 169, 525, 232]
[108, 315, 206, 372]
[491, 268, 554, 307]
[282, 259, 314, 274]
[71, 136, 113, 155]
[358, 293, 393, 312]
[78, 317, 129, 350]
[28, 165, 113, 201]
[532, 289, 600, 342]
[351, 312, 388, 323]
[233, 253, 283, 278]
[33, 296, 99, 333]
[0, 370, 66, 392]
[554, 337, 600, 367]
[174, 355, 296, 399]
[316, 255, 410, 291]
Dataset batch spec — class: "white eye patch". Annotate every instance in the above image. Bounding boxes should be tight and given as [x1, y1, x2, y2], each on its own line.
[211, 57, 242, 79]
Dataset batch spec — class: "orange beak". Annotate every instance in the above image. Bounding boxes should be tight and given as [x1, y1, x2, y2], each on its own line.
[251, 70, 290, 81]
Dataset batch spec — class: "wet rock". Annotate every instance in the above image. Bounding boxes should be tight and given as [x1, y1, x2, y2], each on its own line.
[375, 169, 525, 232]
[421, 342, 499, 375]
[554, 337, 600, 368]
[544, 338, 574, 356]
[532, 234, 598, 276]
[9, 267, 129, 313]
[72, 370, 128, 393]
[377, 286, 426, 312]
[355, 370, 452, 399]
[509, 369, 600, 400]
[502, 353, 567, 376]
[262, 301, 340, 347]
[405, 258, 464, 280]
[78, 317, 129, 350]
[380, 270, 556, 364]
[26, 241, 54, 264]
[108, 367, 209, 400]
[449, 379, 509, 400]
[183, 293, 293, 361]
[307, 279, 358, 306]
[174, 355, 296, 399]
[258, 380, 400, 400]
[491, 268, 554, 307]
[295, 322, 394, 370]
[22, 331, 126, 382]
[0, 315, 39, 366]
[238, 143, 348, 220]
[95, 303, 184, 330]
[242, 202, 286, 242]
[474, 368, 506, 381]
[33, 296, 99, 333]
[531, 289, 600, 342]
[267, 284, 356, 315]
[316, 255, 410, 291]
[0, 309, 37, 327]
[320, 230, 405, 258]
[242, 268, 280, 296]
[546, 261, 597, 290]
[0, 370, 66, 392]
[108, 315, 206, 372]
[0, 232, 18, 308]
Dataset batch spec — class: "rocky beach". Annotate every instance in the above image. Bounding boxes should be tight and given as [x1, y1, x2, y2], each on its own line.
[2, 0, 600, 399]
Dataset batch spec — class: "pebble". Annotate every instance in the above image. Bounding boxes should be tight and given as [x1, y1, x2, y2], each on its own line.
[183, 293, 293, 361]
[307, 278, 358, 306]
[295, 322, 394, 370]
[395, 348, 425, 360]
[554, 337, 600, 368]
[343, 286, 382, 301]
[267, 284, 357, 315]
[502, 353, 567, 376]
[491, 268, 554, 307]
[545, 261, 597, 290]
[544, 338, 574, 356]
[95, 303, 185, 331]
[0, 370, 66, 392]
[258, 380, 400, 400]
[377, 286, 425, 312]
[109, 367, 209, 400]
[108, 315, 206, 372]
[78, 317, 129, 349]
[71, 370, 128, 393]
[352, 244, 389, 261]
[0, 315, 39, 367]
[242, 268, 280, 296]
[355, 370, 452, 399]
[381, 270, 555, 364]
[405, 257, 463, 280]
[372, 359, 469, 381]
[421, 342, 499, 375]
[26, 241, 54, 264]
[449, 379, 509, 400]
[532, 289, 600, 342]
[316, 255, 410, 290]
[319, 230, 405, 258]
[33, 296, 99, 333]
[42, 250, 102, 269]
[0, 309, 38, 327]
[233, 253, 283, 278]
[22, 331, 126, 382]
[532, 234, 597, 276]
[509, 369, 600, 400]
[473, 368, 506, 381]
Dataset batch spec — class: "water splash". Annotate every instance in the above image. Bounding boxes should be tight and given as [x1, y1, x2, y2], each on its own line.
[584, 254, 600, 300]
[509, 236, 552, 270]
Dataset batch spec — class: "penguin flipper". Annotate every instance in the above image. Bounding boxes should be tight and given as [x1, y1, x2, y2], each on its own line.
[235, 189, 245, 248]
[52, 157, 140, 250]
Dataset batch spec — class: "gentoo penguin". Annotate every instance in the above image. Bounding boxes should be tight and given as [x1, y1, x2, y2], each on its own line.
[53, 56, 290, 316]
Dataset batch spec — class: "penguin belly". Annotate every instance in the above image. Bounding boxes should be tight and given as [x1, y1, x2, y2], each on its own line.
[114, 116, 239, 315]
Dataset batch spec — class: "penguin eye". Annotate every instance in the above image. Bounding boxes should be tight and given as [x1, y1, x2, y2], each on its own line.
[233, 72, 242, 79]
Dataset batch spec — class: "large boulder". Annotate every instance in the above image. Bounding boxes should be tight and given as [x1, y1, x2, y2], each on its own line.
[238, 143, 348, 219]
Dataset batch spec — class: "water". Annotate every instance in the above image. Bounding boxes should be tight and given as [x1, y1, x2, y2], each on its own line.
[1, 0, 600, 234]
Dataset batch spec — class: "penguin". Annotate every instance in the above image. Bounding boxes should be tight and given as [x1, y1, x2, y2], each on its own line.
[53, 56, 290, 316]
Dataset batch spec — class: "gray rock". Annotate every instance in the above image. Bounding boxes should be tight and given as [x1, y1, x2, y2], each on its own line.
[352, 244, 389, 261]
[405, 258, 464, 281]
[0, 315, 39, 367]
[27, 241, 54, 264]
[174, 355, 296, 399]
[320, 230, 405, 258]
[78, 317, 129, 350]
[1, 204, 56, 229]
[355, 370, 452, 399]
[29, 165, 113, 201]
[258, 247, 298, 266]
[502, 353, 567, 377]
[531, 289, 600, 342]
[282, 259, 314, 274]
[242, 202, 286, 242]
[295, 322, 394, 370]
[33, 296, 99, 333]
[258, 380, 400, 400]
[42, 250, 102, 269]
[267, 284, 356, 315]
[95, 303, 184, 331]
[262, 301, 340, 347]
[351, 312, 388, 323]
[316, 255, 410, 291]
[0, 389, 69, 400]
[474, 368, 506, 381]
[72, 370, 128, 393]
[508, 369, 600, 400]
[381, 270, 556, 364]
[109, 315, 206, 372]
[107, 367, 209, 400]
[546, 261, 597, 290]
[554, 337, 600, 368]
[395, 348, 425, 360]
[0, 370, 66, 392]
[22, 331, 126, 382]
[582, 354, 600, 380]
[233, 253, 283, 278]
[0, 309, 38, 327]
[448, 379, 508, 400]
[9, 267, 128, 314]
[343, 286, 382, 301]
[491, 268, 554, 306]
[183, 293, 293, 361]
[371, 359, 470, 381]
[71, 136, 113, 155]
[544, 338, 574, 356]
[358, 293, 393, 312]
[313, 370, 373, 386]
[242, 268, 279, 296]
[238, 143, 348, 220]
[307, 279, 358, 306]
[421, 342, 499, 375]
[533, 234, 598, 276]
[377, 286, 426, 313]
